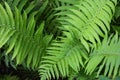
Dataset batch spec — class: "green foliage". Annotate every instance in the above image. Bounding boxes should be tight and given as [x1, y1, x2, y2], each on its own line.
[39, 35, 88, 80]
[39, 0, 119, 79]
[0, 75, 19, 80]
[55, 0, 117, 51]
[98, 75, 120, 80]
[68, 70, 96, 80]
[0, 0, 120, 80]
[0, 2, 52, 69]
[86, 33, 120, 78]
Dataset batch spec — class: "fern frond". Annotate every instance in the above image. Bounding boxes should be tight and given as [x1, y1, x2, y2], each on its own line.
[0, 2, 52, 69]
[39, 34, 88, 80]
[0, 2, 15, 48]
[86, 32, 120, 78]
[55, 0, 117, 51]
[4, 0, 39, 14]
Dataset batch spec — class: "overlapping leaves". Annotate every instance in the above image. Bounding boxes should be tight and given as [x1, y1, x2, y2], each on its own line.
[86, 33, 120, 78]
[39, 33, 88, 80]
[39, 0, 118, 79]
[55, 0, 117, 51]
[0, 0, 120, 80]
[0, 2, 52, 69]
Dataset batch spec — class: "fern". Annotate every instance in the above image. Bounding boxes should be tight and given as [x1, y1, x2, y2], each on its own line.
[0, 0, 120, 80]
[86, 32, 120, 78]
[39, 33, 88, 80]
[55, 0, 117, 51]
[0, 2, 52, 69]
[39, 0, 118, 79]
[3, 0, 40, 14]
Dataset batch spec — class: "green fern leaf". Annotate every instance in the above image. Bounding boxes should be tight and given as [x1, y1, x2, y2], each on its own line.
[0, 2, 52, 69]
[0, 2, 15, 48]
[39, 34, 88, 80]
[55, 0, 117, 51]
[86, 32, 120, 78]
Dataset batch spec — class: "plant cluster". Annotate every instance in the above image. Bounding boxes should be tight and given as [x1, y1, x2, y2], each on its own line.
[0, 0, 120, 80]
